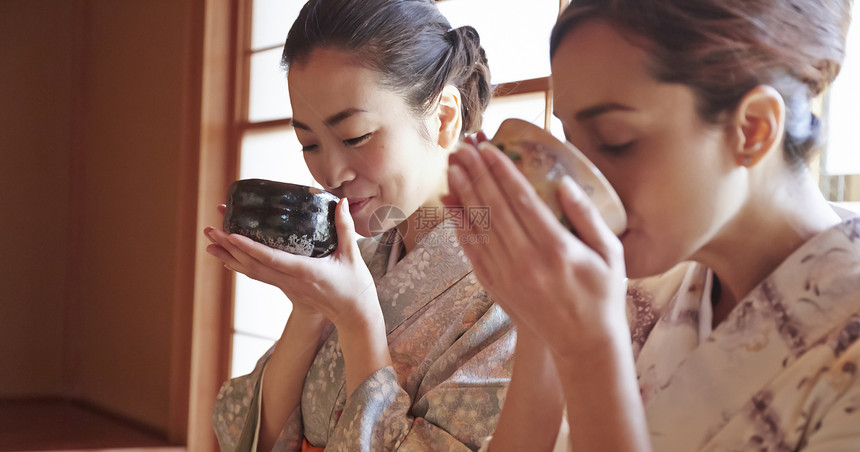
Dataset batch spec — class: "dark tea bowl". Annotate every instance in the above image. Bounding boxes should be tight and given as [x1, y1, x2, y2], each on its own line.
[223, 179, 339, 258]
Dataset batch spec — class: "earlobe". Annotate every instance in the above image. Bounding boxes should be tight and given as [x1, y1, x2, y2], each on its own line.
[436, 85, 463, 150]
[732, 85, 785, 167]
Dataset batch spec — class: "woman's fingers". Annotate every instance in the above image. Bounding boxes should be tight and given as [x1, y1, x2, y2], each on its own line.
[225, 232, 312, 278]
[206, 224, 301, 279]
[449, 143, 530, 261]
[204, 227, 293, 285]
[447, 164, 513, 275]
[205, 199, 364, 286]
[447, 161, 501, 260]
[557, 176, 623, 266]
[204, 238, 243, 270]
[440, 191, 461, 207]
[207, 227, 252, 264]
[334, 198, 360, 261]
[446, 163, 480, 237]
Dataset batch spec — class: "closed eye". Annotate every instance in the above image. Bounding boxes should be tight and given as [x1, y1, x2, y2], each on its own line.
[300, 143, 318, 152]
[344, 133, 372, 147]
[599, 141, 635, 155]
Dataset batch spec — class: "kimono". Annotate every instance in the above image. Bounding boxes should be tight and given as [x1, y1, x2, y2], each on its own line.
[633, 215, 860, 450]
[212, 223, 515, 451]
[534, 214, 860, 451]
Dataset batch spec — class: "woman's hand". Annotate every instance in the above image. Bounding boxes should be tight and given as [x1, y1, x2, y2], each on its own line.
[204, 198, 380, 328]
[207, 199, 392, 444]
[444, 139, 628, 362]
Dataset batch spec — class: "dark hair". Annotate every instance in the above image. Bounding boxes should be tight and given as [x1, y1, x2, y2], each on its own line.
[282, 0, 492, 134]
[550, 0, 854, 166]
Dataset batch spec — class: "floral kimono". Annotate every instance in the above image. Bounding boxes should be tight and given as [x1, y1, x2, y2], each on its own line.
[212, 224, 515, 451]
[630, 215, 860, 450]
[505, 215, 860, 452]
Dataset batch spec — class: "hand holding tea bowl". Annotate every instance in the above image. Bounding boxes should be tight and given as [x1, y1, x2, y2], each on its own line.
[203, 178, 381, 325]
[487, 118, 626, 236]
[443, 119, 628, 339]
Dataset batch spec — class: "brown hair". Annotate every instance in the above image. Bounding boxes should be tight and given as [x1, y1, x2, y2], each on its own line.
[550, 0, 854, 166]
[282, 0, 491, 134]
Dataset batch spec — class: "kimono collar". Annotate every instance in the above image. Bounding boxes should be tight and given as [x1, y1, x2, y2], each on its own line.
[646, 215, 860, 449]
[369, 221, 474, 334]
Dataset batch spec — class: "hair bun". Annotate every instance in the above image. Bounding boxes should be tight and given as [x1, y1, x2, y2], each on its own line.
[446, 25, 492, 133]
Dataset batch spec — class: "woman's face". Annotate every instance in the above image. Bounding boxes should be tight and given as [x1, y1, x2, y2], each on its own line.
[551, 21, 747, 278]
[288, 48, 450, 237]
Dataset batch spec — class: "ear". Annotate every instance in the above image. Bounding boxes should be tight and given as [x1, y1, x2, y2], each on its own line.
[435, 84, 463, 150]
[728, 85, 785, 167]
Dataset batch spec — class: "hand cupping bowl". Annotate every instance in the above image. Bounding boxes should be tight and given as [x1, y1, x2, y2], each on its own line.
[491, 118, 627, 236]
[223, 179, 339, 258]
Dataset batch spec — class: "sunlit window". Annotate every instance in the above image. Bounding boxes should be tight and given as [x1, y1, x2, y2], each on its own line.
[435, 0, 557, 85]
[819, 4, 860, 213]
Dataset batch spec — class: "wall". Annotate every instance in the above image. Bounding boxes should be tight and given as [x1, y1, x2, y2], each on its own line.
[0, 0, 74, 399]
[68, 0, 189, 432]
[0, 0, 198, 436]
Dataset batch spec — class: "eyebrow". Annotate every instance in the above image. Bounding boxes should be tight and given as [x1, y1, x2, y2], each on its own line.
[291, 108, 367, 131]
[574, 102, 635, 122]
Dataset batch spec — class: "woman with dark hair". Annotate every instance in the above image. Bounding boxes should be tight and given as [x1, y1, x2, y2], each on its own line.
[446, 0, 859, 450]
[205, 0, 509, 451]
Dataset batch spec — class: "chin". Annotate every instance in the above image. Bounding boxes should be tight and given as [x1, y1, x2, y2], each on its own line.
[624, 250, 683, 280]
[350, 219, 374, 238]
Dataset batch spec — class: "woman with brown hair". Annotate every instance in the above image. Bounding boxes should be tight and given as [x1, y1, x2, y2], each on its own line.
[205, 0, 512, 451]
[446, 0, 860, 450]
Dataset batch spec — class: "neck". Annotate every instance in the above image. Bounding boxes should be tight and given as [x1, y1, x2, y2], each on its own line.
[397, 204, 445, 255]
[397, 166, 451, 254]
[697, 169, 839, 327]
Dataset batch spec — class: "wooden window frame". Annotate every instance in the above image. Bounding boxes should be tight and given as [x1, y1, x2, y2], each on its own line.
[186, 0, 239, 450]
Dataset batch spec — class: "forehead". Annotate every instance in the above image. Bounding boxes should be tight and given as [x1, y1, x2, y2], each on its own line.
[287, 48, 395, 119]
[550, 20, 660, 115]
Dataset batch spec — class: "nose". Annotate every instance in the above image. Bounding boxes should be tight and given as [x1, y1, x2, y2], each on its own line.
[319, 146, 357, 191]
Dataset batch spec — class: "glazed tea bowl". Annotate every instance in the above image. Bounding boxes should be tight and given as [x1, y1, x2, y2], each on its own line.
[223, 179, 339, 257]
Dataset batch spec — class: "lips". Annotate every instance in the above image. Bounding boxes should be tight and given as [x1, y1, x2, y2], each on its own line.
[348, 197, 371, 215]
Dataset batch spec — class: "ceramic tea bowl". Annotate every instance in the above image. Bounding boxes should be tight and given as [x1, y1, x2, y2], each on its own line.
[490, 118, 627, 235]
[223, 179, 339, 257]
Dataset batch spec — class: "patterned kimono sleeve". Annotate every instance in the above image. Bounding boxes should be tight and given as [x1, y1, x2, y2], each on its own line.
[324, 366, 419, 451]
[803, 340, 860, 452]
[326, 304, 515, 452]
[326, 368, 504, 452]
[212, 346, 306, 452]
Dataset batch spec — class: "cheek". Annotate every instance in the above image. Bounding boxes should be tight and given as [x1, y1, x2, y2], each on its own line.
[358, 147, 396, 182]
[374, 131, 439, 179]
[303, 153, 324, 185]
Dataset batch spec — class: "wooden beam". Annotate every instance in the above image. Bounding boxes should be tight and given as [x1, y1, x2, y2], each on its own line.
[186, 0, 238, 450]
[492, 77, 550, 97]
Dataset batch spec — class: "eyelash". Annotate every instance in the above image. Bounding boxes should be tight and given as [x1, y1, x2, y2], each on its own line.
[599, 141, 635, 154]
[344, 133, 372, 147]
[300, 133, 372, 153]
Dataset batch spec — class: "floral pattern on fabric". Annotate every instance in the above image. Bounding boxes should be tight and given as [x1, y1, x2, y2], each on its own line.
[212, 223, 514, 451]
[636, 216, 860, 451]
[212, 347, 275, 452]
[545, 214, 860, 452]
